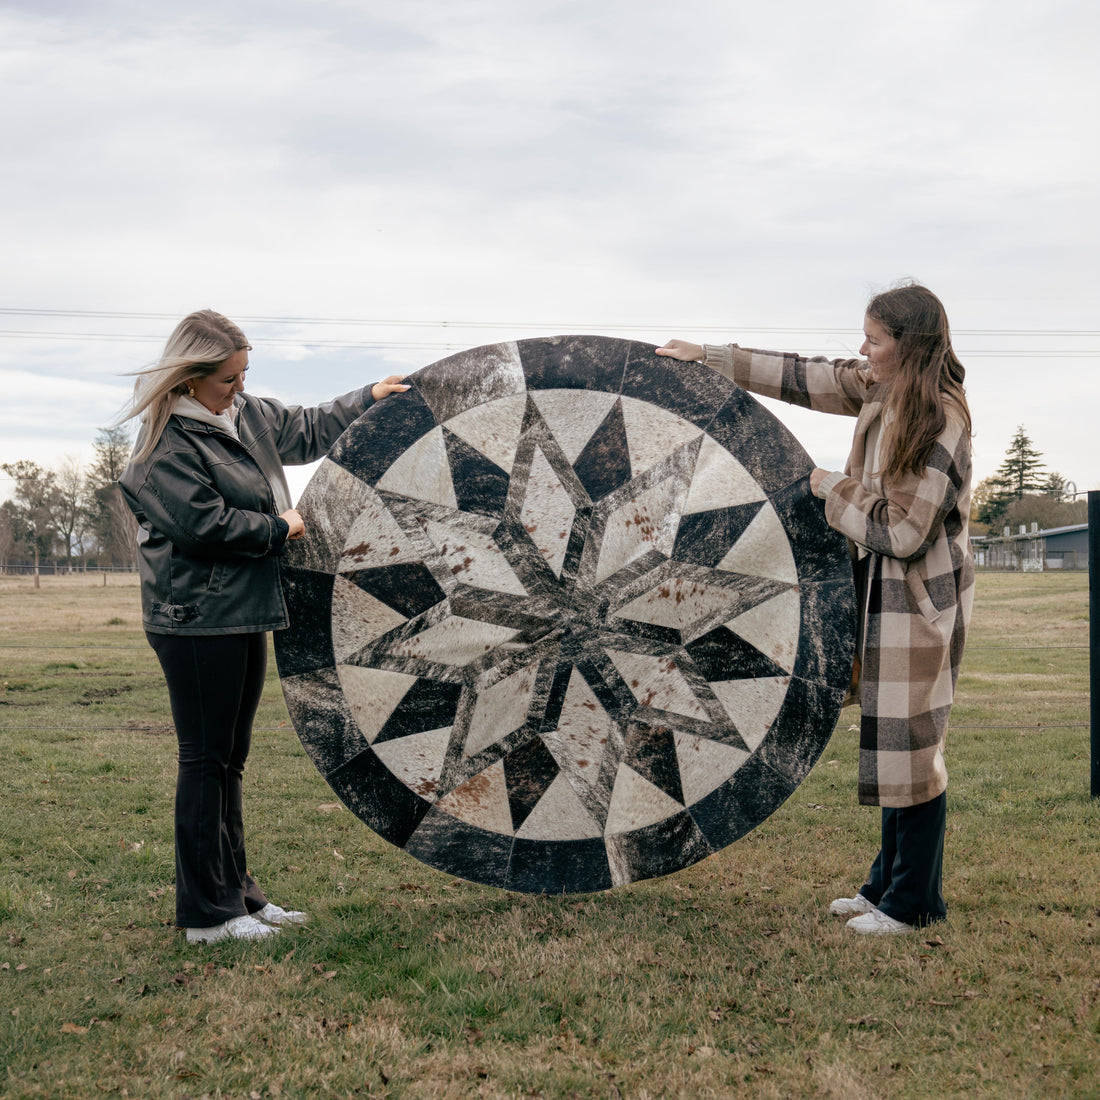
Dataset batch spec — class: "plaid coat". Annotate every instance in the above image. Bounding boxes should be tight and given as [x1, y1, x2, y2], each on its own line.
[701, 344, 974, 807]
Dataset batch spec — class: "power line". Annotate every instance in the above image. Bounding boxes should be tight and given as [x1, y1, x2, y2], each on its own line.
[0, 329, 464, 350]
[0, 328, 1094, 357]
[0, 307, 1097, 338]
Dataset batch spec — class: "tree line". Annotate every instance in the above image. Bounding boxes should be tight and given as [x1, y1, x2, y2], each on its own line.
[1, 426, 138, 580]
[0, 422, 1085, 578]
[969, 425, 1086, 534]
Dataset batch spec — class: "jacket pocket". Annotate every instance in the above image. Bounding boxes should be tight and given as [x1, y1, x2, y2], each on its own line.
[905, 565, 941, 623]
[206, 562, 224, 594]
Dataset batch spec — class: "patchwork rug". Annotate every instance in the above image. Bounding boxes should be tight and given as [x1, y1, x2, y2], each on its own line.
[274, 336, 855, 893]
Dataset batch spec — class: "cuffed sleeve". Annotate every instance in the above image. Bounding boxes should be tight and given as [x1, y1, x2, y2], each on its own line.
[814, 470, 846, 500]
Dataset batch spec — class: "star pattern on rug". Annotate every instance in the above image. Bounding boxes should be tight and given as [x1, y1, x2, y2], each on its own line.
[334, 390, 798, 841]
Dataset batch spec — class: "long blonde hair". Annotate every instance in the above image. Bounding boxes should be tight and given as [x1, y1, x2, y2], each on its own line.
[867, 284, 971, 482]
[121, 310, 251, 462]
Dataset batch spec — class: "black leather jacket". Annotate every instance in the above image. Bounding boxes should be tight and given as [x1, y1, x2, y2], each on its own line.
[120, 387, 372, 635]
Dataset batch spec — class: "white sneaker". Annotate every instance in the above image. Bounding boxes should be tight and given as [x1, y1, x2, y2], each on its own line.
[256, 902, 308, 926]
[845, 908, 913, 935]
[186, 915, 280, 944]
[829, 894, 876, 917]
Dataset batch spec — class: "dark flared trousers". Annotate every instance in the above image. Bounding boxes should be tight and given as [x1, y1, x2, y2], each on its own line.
[858, 791, 947, 927]
[147, 631, 270, 928]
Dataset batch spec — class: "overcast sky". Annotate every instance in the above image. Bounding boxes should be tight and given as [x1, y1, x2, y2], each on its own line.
[1, 0, 1096, 505]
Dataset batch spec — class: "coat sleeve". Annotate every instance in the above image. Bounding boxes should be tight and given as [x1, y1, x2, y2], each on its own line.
[701, 344, 870, 417]
[819, 415, 971, 561]
[123, 448, 289, 561]
[256, 386, 375, 465]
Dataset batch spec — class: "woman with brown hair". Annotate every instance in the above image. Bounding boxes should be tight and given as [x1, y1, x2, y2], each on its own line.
[657, 283, 973, 934]
[119, 309, 408, 943]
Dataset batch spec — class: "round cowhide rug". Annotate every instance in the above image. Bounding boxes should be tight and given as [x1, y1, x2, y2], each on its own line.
[274, 336, 855, 893]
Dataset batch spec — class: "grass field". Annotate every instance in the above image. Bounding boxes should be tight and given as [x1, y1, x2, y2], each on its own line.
[0, 571, 1095, 1099]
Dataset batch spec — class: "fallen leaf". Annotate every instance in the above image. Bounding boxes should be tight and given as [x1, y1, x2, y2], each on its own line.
[317, 803, 341, 813]
[434, 931, 448, 943]
[61, 1022, 88, 1035]
[924, 935, 946, 947]
[332, 849, 345, 860]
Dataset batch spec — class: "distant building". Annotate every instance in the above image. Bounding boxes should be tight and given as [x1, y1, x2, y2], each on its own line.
[971, 522, 1088, 571]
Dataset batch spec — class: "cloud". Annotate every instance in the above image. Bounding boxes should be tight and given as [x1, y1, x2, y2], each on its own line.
[0, 0, 1095, 496]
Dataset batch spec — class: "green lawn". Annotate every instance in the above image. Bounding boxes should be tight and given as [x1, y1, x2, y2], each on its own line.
[0, 571, 1095, 1099]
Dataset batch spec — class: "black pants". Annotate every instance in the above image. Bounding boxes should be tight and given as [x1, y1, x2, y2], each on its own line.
[148, 631, 270, 928]
[858, 791, 947, 927]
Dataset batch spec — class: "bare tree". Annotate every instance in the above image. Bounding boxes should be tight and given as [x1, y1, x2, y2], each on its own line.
[0, 460, 61, 588]
[54, 456, 87, 572]
[0, 505, 15, 570]
[86, 426, 138, 568]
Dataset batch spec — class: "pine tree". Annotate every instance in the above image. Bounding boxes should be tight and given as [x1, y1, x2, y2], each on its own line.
[994, 426, 1047, 499]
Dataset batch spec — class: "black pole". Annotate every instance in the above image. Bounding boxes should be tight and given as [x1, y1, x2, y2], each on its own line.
[1090, 491, 1100, 798]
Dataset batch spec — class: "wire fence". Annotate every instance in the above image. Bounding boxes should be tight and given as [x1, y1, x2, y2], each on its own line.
[0, 564, 137, 576]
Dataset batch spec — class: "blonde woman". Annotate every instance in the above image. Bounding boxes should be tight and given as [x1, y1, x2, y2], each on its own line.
[658, 284, 973, 934]
[120, 309, 407, 943]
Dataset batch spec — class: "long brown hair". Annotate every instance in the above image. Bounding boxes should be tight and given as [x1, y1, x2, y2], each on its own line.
[120, 310, 251, 463]
[867, 284, 971, 482]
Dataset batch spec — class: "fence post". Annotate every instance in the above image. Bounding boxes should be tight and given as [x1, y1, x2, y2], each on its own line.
[1091, 492, 1099, 798]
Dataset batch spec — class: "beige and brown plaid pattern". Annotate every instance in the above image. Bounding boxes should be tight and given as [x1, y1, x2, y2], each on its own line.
[702, 343, 974, 807]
